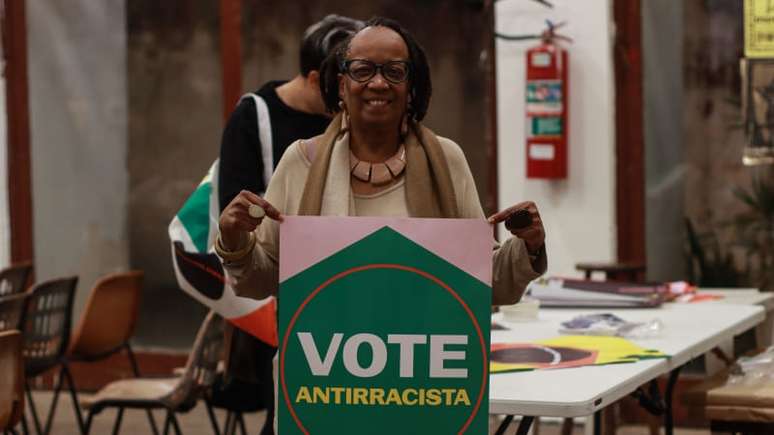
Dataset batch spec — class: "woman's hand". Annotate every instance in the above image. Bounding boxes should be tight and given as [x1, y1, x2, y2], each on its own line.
[218, 190, 283, 251]
[487, 201, 545, 254]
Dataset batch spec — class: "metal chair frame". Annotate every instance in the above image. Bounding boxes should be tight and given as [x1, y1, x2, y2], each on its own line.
[205, 383, 269, 435]
[0, 293, 30, 334]
[19, 277, 80, 435]
[62, 271, 158, 434]
[82, 311, 224, 435]
[0, 263, 32, 298]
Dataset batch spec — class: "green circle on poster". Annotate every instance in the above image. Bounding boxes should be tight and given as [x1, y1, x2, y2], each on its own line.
[279, 227, 491, 434]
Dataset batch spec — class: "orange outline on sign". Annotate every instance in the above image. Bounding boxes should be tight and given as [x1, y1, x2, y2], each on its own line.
[280, 263, 489, 435]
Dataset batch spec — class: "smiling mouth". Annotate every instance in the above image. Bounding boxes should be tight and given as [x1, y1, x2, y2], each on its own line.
[365, 99, 390, 106]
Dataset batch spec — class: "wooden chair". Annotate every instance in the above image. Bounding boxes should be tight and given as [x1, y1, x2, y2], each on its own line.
[63, 271, 157, 432]
[81, 311, 225, 435]
[67, 271, 143, 364]
[0, 330, 24, 435]
[20, 277, 79, 435]
[0, 263, 32, 297]
[684, 365, 774, 434]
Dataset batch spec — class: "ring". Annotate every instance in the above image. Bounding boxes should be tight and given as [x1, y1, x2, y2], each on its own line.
[248, 204, 266, 219]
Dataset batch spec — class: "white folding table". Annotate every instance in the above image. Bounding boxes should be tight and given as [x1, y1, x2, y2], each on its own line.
[700, 288, 774, 348]
[488, 302, 765, 434]
[699, 288, 774, 309]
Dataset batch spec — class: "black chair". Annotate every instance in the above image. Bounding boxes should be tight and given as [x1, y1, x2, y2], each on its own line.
[0, 293, 30, 333]
[0, 262, 34, 336]
[20, 277, 80, 435]
[205, 329, 274, 435]
[207, 373, 273, 435]
[0, 263, 32, 297]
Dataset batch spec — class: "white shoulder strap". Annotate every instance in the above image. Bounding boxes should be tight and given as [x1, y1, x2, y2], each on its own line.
[240, 93, 273, 191]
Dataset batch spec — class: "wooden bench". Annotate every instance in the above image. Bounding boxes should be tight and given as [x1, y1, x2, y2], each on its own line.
[683, 366, 774, 433]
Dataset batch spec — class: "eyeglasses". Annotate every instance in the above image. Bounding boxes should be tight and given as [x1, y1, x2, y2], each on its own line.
[341, 59, 411, 84]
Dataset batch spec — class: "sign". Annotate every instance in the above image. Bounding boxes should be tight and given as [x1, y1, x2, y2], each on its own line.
[528, 116, 562, 137]
[525, 80, 563, 114]
[745, 0, 774, 58]
[278, 217, 492, 434]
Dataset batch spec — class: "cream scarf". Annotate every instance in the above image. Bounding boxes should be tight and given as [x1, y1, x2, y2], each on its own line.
[298, 113, 460, 218]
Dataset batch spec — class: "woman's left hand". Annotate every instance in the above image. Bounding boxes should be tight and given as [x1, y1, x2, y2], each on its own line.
[487, 201, 545, 254]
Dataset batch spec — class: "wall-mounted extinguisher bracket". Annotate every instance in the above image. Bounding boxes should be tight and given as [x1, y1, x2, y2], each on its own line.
[525, 20, 571, 179]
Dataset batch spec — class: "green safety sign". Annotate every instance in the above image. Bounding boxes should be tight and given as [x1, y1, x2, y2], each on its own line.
[530, 117, 563, 136]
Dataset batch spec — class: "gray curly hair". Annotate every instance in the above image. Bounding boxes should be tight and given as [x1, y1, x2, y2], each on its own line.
[300, 14, 364, 76]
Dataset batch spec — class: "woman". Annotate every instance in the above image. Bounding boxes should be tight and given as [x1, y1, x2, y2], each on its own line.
[216, 17, 546, 305]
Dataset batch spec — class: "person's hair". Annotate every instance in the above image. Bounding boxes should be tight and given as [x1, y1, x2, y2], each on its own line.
[300, 15, 364, 77]
[319, 16, 432, 122]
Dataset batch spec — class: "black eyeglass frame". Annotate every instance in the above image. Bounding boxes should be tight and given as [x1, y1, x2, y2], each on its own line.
[340, 59, 412, 84]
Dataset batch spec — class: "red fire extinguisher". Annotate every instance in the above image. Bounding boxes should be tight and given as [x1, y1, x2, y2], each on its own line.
[525, 21, 570, 179]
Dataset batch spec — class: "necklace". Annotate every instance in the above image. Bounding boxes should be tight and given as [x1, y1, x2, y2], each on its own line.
[349, 145, 406, 186]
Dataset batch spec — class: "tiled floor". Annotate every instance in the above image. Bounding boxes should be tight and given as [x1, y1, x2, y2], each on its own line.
[20, 391, 711, 434]
[22, 390, 268, 434]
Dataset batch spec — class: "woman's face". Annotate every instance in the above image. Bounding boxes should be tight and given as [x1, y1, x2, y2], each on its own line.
[339, 26, 410, 133]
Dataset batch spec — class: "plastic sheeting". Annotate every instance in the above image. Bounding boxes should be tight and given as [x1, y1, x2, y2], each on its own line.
[26, 0, 128, 320]
[643, 0, 686, 282]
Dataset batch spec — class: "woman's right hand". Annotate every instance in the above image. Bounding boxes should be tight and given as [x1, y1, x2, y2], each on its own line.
[218, 190, 283, 251]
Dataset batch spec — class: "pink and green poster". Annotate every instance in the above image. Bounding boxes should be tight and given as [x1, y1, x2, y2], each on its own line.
[278, 216, 493, 434]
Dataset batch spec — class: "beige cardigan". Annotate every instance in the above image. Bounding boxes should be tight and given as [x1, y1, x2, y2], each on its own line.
[221, 133, 546, 305]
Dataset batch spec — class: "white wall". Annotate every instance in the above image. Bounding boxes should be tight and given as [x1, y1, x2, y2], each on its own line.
[27, 0, 129, 319]
[495, 0, 616, 277]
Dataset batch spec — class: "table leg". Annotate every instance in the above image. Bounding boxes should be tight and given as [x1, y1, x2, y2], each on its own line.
[494, 415, 514, 435]
[515, 416, 534, 435]
[593, 410, 602, 435]
[493, 415, 535, 435]
[631, 380, 665, 416]
[560, 418, 574, 435]
[663, 365, 683, 435]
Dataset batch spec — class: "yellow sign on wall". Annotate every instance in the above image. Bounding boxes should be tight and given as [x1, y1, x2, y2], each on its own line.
[746, 0, 774, 58]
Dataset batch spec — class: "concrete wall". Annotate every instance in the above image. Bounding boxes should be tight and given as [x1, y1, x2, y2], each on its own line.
[27, 0, 129, 321]
[643, 0, 685, 281]
[240, 1, 494, 205]
[682, 1, 753, 285]
[495, 0, 616, 277]
[128, 1, 219, 347]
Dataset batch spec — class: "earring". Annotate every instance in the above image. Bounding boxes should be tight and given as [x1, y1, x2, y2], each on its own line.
[400, 113, 409, 138]
[338, 101, 349, 132]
